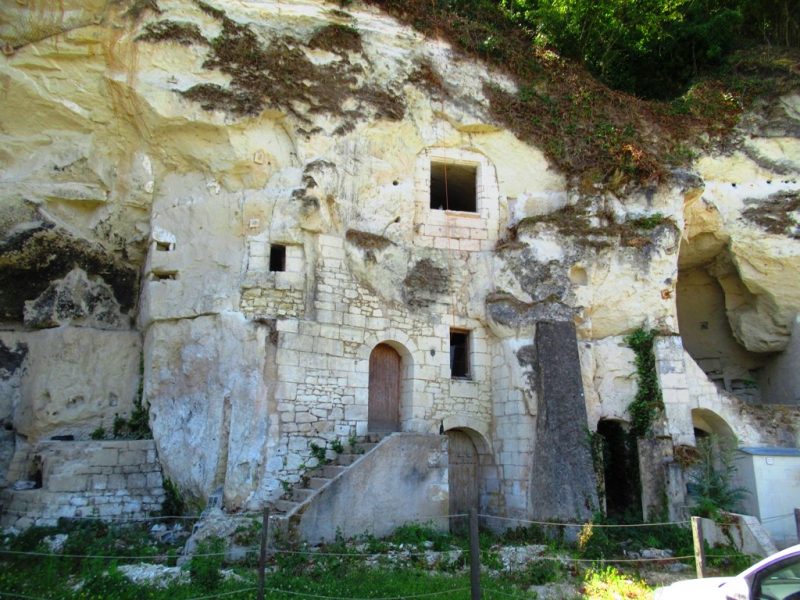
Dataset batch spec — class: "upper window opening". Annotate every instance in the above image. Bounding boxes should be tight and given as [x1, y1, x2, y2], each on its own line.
[430, 162, 477, 212]
[269, 244, 286, 272]
[450, 329, 471, 379]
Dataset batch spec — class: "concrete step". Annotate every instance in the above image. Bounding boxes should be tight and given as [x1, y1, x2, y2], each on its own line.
[291, 488, 314, 502]
[320, 465, 347, 479]
[334, 453, 359, 466]
[274, 499, 298, 513]
[307, 477, 329, 490]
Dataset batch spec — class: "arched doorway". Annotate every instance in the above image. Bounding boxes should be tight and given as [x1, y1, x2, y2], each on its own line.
[596, 419, 641, 519]
[688, 409, 740, 509]
[691, 408, 738, 470]
[368, 344, 401, 433]
[446, 429, 479, 533]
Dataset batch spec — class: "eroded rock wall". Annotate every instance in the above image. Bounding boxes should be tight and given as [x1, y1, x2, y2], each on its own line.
[1, 0, 799, 527]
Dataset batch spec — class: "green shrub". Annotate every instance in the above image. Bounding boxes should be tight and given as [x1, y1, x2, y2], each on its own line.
[687, 435, 749, 519]
[309, 442, 329, 465]
[161, 478, 186, 517]
[388, 522, 454, 551]
[498, 523, 549, 546]
[190, 537, 225, 591]
[507, 559, 564, 586]
[233, 518, 262, 545]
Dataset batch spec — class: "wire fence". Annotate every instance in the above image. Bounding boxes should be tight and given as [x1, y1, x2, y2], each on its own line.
[0, 588, 478, 600]
[0, 509, 708, 563]
[0, 507, 786, 600]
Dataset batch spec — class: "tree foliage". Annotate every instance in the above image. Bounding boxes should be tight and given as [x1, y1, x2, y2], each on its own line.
[500, 0, 798, 98]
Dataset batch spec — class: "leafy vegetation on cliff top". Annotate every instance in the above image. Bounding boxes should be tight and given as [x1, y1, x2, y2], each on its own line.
[364, 0, 800, 184]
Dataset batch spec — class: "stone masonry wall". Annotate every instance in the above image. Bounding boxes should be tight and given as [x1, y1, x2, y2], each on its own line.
[490, 339, 536, 519]
[263, 234, 494, 497]
[1, 440, 165, 528]
[657, 335, 770, 446]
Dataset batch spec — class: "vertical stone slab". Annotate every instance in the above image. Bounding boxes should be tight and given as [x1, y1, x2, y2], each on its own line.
[637, 436, 673, 520]
[529, 321, 598, 521]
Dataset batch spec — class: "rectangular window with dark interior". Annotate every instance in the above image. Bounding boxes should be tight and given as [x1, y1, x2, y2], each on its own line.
[450, 329, 471, 378]
[269, 244, 286, 272]
[430, 162, 477, 212]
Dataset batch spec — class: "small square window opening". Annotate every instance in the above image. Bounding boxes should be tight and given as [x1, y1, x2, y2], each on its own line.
[450, 329, 471, 378]
[430, 162, 477, 212]
[269, 244, 287, 272]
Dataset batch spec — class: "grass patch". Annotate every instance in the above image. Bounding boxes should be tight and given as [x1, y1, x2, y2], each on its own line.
[136, 20, 208, 45]
[158, 2, 404, 124]
[308, 23, 363, 54]
[741, 191, 800, 239]
[2, 518, 760, 599]
[515, 201, 676, 250]
[582, 566, 652, 599]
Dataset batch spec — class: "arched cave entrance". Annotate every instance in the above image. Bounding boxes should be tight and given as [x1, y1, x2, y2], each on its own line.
[596, 419, 642, 520]
[675, 213, 792, 404]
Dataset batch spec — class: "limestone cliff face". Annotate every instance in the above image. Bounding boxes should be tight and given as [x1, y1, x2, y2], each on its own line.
[1, 0, 799, 517]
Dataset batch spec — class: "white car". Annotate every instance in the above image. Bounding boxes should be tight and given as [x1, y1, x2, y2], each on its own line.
[654, 544, 800, 600]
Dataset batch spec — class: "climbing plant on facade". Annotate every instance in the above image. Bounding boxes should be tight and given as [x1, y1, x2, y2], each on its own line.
[624, 328, 664, 437]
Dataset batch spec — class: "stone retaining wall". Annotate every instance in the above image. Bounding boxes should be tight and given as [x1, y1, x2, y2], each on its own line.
[0, 440, 165, 528]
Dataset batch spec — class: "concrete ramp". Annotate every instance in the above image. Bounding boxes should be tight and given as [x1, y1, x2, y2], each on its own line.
[701, 512, 779, 557]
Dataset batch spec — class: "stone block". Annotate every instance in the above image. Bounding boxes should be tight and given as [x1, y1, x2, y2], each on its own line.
[276, 319, 299, 333]
[49, 474, 88, 492]
[89, 475, 108, 491]
[344, 404, 368, 421]
[118, 450, 145, 466]
[98, 504, 122, 517]
[103, 474, 123, 490]
[91, 449, 119, 467]
[128, 473, 147, 488]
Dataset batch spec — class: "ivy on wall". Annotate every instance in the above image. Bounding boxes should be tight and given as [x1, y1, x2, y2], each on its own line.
[624, 328, 664, 437]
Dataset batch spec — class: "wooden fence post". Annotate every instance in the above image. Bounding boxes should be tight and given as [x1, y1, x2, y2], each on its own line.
[691, 516, 706, 579]
[257, 507, 270, 600]
[469, 508, 481, 600]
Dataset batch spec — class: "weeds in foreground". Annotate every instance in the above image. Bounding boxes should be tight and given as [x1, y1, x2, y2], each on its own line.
[583, 566, 652, 599]
[0, 517, 757, 599]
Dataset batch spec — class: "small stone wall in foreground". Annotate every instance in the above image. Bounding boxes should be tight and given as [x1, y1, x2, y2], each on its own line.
[0, 440, 165, 529]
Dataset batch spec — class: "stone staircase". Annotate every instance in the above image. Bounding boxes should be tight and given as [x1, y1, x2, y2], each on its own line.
[269, 432, 448, 544]
[271, 433, 387, 520]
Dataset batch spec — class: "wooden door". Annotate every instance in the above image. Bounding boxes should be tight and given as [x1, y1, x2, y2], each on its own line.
[368, 344, 401, 433]
[447, 430, 479, 532]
